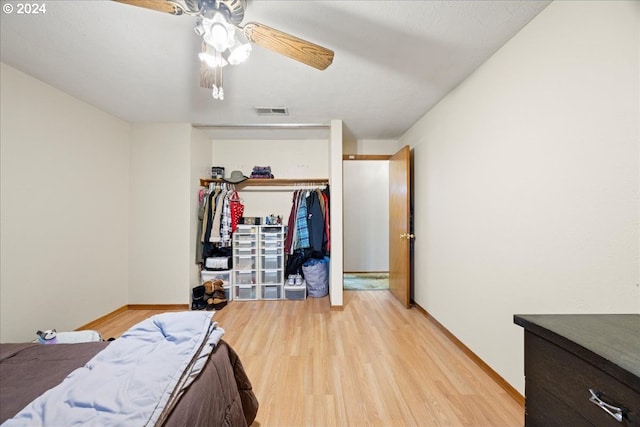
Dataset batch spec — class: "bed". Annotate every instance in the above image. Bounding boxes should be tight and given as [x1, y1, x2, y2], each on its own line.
[0, 312, 258, 427]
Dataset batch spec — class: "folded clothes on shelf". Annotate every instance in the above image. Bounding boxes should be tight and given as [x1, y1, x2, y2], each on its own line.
[250, 165, 274, 179]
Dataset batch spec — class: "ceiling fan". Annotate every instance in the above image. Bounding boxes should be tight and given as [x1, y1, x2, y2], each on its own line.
[114, 0, 334, 99]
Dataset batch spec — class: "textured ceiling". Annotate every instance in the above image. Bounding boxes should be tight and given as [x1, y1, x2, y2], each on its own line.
[0, 0, 551, 140]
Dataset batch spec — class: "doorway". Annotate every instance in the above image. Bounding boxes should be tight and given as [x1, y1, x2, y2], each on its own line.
[342, 147, 412, 306]
[343, 159, 389, 271]
[343, 157, 390, 290]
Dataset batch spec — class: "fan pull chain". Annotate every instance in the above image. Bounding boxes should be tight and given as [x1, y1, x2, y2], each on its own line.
[212, 61, 224, 100]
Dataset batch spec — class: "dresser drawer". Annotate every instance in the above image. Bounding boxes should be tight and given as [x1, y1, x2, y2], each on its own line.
[526, 381, 593, 427]
[525, 331, 640, 426]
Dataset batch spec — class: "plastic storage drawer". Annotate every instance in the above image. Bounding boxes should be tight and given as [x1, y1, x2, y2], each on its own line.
[284, 285, 306, 300]
[234, 246, 256, 255]
[261, 269, 282, 284]
[234, 285, 258, 301]
[236, 225, 259, 234]
[260, 239, 282, 249]
[261, 284, 282, 300]
[201, 270, 231, 287]
[261, 246, 282, 256]
[234, 270, 256, 285]
[261, 255, 282, 270]
[234, 255, 256, 270]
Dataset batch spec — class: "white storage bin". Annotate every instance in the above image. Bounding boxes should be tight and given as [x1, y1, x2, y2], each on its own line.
[234, 270, 256, 285]
[261, 284, 282, 300]
[261, 246, 282, 256]
[260, 226, 283, 234]
[260, 233, 281, 241]
[236, 225, 259, 234]
[235, 246, 256, 255]
[201, 270, 232, 301]
[233, 240, 256, 250]
[261, 255, 282, 270]
[261, 240, 282, 249]
[261, 269, 282, 285]
[284, 285, 306, 300]
[201, 270, 231, 288]
[234, 255, 256, 270]
[234, 285, 258, 300]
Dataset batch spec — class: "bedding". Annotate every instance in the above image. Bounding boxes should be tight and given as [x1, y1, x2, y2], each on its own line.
[0, 312, 258, 426]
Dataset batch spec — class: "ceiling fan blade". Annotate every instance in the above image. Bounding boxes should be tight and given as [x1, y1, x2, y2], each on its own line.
[113, 0, 183, 15]
[242, 22, 334, 71]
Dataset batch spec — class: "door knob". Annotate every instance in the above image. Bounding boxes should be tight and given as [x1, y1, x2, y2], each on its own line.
[400, 233, 415, 240]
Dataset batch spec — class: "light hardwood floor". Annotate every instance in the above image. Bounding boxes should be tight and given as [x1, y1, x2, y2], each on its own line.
[91, 291, 524, 427]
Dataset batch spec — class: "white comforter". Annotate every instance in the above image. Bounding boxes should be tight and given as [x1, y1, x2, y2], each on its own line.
[2, 311, 224, 427]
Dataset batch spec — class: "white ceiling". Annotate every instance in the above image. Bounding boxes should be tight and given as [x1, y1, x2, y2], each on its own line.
[0, 0, 551, 140]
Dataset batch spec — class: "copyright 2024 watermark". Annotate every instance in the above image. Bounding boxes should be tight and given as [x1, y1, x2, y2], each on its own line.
[3, 2, 47, 14]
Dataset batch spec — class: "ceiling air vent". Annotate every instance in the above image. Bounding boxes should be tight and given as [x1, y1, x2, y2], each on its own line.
[253, 107, 289, 116]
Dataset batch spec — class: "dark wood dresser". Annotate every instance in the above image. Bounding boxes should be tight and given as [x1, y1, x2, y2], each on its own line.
[514, 314, 640, 427]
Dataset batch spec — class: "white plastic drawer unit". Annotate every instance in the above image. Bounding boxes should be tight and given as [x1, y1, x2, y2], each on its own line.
[261, 269, 283, 285]
[284, 285, 306, 300]
[235, 225, 259, 234]
[260, 246, 283, 256]
[234, 255, 256, 270]
[260, 239, 282, 249]
[260, 255, 282, 270]
[260, 232, 283, 241]
[233, 243, 256, 255]
[234, 285, 258, 300]
[233, 241, 257, 252]
[201, 270, 231, 287]
[261, 284, 282, 300]
[234, 270, 256, 285]
[233, 226, 257, 247]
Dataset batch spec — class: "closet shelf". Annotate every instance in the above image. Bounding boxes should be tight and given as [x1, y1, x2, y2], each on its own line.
[200, 178, 329, 188]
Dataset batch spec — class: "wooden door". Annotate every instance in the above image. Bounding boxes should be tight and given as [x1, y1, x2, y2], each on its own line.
[389, 145, 412, 308]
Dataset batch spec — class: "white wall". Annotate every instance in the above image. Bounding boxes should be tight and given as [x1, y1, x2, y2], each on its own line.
[0, 63, 130, 342]
[401, 0, 640, 394]
[128, 123, 192, 304]
[356, 139, 400, 155]
[329, 120, 344, 307]
[343, 160, 389, 271]
[211, 139, 329, 222]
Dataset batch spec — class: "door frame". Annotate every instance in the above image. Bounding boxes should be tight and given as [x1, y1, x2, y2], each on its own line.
[342, 151, 413, 307]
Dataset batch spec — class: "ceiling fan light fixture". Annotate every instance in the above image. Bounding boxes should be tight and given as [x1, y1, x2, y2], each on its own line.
[202, 13, 234, 52]
[194, 20, 205, 37]
[199, 49, 228, 68]
[227, 33, 252, 65]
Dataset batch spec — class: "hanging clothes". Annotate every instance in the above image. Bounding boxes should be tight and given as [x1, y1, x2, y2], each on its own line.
[322, 185, 331, 252]
[198, 183, 243, 264]
[284, 185, 330, 256]
[306, 190, 325, 254]
[228, 190, 244, 232]
[295, 191, 310, 249]
[284, 185, 330, 277]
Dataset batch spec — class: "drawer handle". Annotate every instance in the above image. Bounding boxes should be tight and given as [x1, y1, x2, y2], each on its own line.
[589, 389, 623, 423]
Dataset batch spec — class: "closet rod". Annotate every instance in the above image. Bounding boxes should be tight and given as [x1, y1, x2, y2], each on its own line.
[200, 178, 329, 188]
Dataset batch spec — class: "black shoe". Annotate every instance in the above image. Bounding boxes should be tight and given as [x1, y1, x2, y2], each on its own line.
[192, 285, 207, 310]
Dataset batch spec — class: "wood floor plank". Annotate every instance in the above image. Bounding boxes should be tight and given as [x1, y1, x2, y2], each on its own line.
[89, 290, 523, 427]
